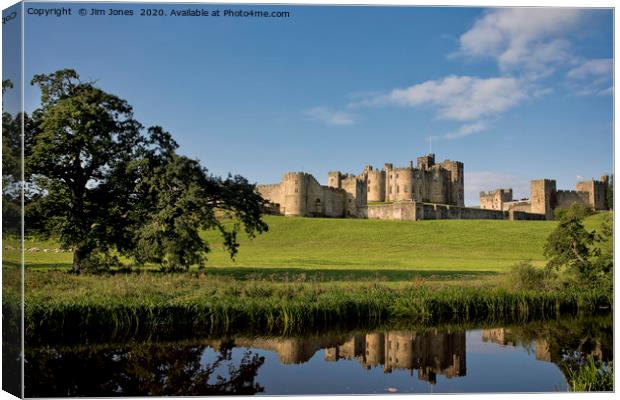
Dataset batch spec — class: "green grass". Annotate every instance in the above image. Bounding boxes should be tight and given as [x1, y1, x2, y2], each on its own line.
[20, 270, 611, 341]
[5, 212, 612, 339]
[198, 212, 609, 272]
[568, 357, 614, 392]
[4, 212, 610, 279]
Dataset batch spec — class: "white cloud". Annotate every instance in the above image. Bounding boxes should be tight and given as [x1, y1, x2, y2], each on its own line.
[567, 58, 612, 80]
[304, 107, 355, 126]
[566, 58, 613, 96]
[465, 171, 529, 206]
[443, 121, 488, 140]
[458, 9, 583, 78]
[356, 75, 527, 121]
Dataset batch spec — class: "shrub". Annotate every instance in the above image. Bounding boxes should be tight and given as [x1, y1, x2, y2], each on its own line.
[553, 203, 594, 220]
[504, 260, 557, 291]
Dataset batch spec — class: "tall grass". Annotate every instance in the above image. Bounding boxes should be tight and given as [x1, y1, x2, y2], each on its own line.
[568, 357, 614, 392]
[22, 271, 612, 342]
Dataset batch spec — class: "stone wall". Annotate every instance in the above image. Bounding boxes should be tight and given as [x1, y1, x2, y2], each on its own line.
[259, 172, 350, 217]
[576, 179, 608, 210]
[366, 202, 418, 220]
[504, 200, 531, 212]
[480, 188, 513, 211]
[555, 190, 590, 210]
[366, 201, 544, 221]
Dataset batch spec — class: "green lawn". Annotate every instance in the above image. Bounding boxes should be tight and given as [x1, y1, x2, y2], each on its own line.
[199, 212, 609, 273]
[5, 212, 611, 282]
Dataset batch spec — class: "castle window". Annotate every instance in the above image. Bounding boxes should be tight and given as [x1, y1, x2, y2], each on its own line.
[397, 186, 399, 193]
[368, 179, 371, 185]
[404, 187, 408, 193]
[367, 186, 370, 192]
[396, 174, 399, 178]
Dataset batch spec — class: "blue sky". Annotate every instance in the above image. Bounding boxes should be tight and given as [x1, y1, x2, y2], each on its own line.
[8, 3, 615, 205]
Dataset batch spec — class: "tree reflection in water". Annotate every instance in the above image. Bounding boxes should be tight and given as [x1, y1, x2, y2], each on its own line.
[25, 315, 612, 396]
[25, 341, 265, 397]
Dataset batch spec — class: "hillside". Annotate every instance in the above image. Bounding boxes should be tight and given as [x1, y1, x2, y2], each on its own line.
[200, 213, 609, 272]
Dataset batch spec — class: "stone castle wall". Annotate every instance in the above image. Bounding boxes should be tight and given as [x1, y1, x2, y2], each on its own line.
[480, 189, 513, 211]
[481, 176, 609, 219]
[258, 172, 349, 218]
[555, 190, 590, 210]
[366, 202, 545, 221]
[576, 178, 608, 210]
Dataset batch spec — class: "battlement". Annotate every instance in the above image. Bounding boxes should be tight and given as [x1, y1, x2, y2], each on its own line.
[479, 188, 512, 197]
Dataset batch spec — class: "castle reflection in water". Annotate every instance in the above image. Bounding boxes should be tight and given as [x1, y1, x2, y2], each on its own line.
[205, 326, 609, 385]
[324, 330, 466, 384]
[207, 329, 467, 384]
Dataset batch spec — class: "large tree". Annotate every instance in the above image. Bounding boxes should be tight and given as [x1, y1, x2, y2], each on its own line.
[26, 69, 268, 272]
[128, 127, 268, 271]
[27, 69, 144, 272]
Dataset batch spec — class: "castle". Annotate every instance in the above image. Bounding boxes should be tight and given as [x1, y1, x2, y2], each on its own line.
[480, 176, 609, 220]
[257, 153, 609, 221]
[257, 154, 463, 218]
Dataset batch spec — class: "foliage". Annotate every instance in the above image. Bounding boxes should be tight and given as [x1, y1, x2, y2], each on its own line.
[2, 79, 25, 235]
[544, 205, 594, 284]
[589, 214, 613, 292]
[606, 174, 613, 210]
[22, 270, 611, 340]
[504, 260, 557, 291]
[544, 205, 612, 291]
[567, 357, 613, 392]
[553, 203, 593, 220]
[24, 69, 267, 272]
[26, 69, 144, 272]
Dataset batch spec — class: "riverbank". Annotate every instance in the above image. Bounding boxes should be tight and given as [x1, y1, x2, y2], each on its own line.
[17, 270, 611, 341]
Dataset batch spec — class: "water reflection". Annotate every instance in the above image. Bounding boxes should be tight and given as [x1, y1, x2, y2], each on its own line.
[324, 330, 465, 383]
[25, 315, 612, 396]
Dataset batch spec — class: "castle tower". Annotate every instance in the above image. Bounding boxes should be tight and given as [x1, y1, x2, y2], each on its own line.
[530, 179, 557, 220]
[364, 333, 385, 368]
[576, 178, 608, 210]
[327, 171, 342, 189]
[283, 172, 307, 216]
[394, 168, 415, 201]
[417, 153, 435, 171]
[441, 160, 464, 206]
[365, 167, 386, 202]
[384, 163, 394, 202]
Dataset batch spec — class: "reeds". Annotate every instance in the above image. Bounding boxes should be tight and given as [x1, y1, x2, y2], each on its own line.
[567, 357, 614, 392]
[21, 271, 612, 342]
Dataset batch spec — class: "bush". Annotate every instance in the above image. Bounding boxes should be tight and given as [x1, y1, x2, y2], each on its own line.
[504, 260, 557, 291]
[554, 203, 593, 220]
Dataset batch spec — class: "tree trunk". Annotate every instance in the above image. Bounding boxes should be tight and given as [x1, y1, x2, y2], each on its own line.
[72, 247, 84, 273]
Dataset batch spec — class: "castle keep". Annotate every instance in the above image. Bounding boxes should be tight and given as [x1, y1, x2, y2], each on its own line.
[257, 153, 463, 218]
[257, 153, 609, 221]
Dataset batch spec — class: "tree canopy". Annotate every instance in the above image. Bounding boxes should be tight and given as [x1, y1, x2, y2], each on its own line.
[544, 204, 612, 290]
[25, 69, 268, 272]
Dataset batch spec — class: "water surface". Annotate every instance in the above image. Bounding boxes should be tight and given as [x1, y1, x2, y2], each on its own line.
[25, 315, 612, 396]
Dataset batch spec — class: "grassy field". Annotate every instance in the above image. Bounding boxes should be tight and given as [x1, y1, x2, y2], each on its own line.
[3, 212, 612, 338]
[5, 212, 610, 279]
